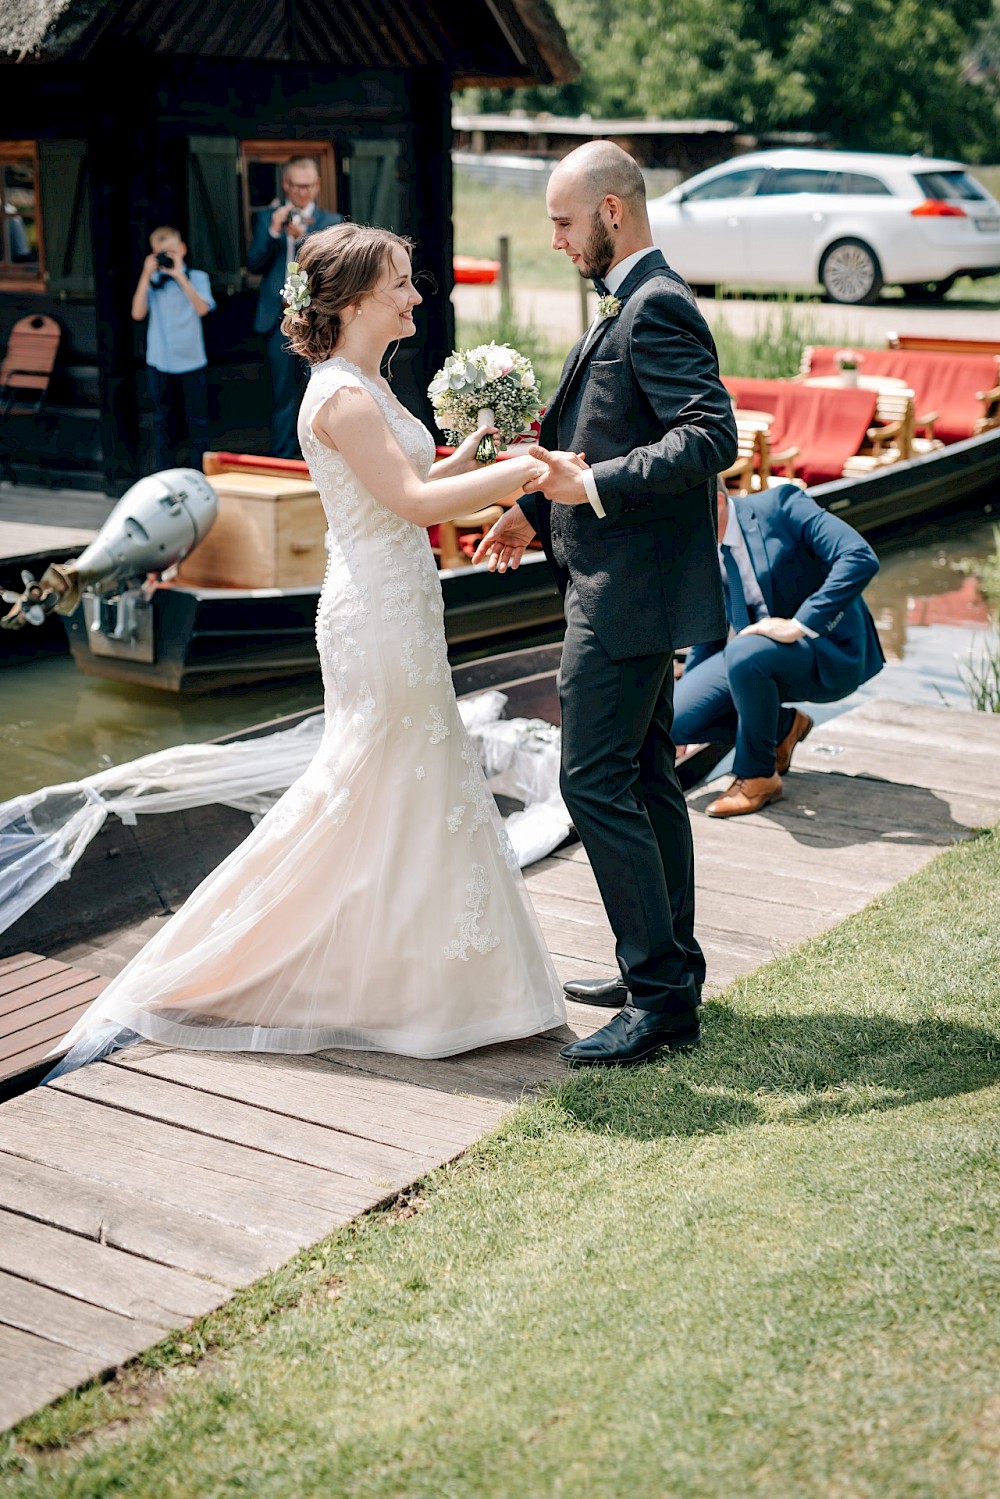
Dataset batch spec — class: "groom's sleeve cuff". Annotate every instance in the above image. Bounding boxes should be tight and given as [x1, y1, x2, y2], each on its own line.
[582, 468, 606, 518]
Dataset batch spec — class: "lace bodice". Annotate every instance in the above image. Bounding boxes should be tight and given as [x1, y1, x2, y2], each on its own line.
[299, 356, 436, 504]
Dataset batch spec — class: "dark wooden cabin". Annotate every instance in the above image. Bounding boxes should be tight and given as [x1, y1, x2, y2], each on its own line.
[0, 0, 577, 494]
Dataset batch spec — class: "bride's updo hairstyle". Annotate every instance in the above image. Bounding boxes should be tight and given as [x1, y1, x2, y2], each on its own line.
[280, 222, 415, 363]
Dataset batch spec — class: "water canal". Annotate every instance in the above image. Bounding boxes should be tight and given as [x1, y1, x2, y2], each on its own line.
[1, 503, 998, 803]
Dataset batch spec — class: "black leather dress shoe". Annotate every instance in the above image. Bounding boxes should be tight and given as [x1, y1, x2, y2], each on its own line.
[559, 1002, 700, 1067]
[562, 976, 629, 1006]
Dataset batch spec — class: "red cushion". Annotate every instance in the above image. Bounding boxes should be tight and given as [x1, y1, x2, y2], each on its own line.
[803, 349, 998, 443]
[724, 377, 878, 485]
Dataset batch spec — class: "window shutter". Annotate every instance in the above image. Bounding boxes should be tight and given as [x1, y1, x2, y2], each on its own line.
[347, 139, 401, 229]
[38, 140, 94, 296]
[186, 136, 242, 285]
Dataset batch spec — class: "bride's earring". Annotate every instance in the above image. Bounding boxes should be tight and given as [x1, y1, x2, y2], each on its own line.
[355, 305, 363, 317]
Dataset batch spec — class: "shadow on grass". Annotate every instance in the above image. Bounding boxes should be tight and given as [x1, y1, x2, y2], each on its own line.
[687, 771, 975, 851]
[552, 1005, 1000, 1140]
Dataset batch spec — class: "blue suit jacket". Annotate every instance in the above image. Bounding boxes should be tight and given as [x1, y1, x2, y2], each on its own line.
[248, 206, 344, 335]
[686, 483, 885, 694]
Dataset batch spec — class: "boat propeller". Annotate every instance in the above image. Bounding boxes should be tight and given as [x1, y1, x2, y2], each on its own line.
[0, 569, 58, 629]
[0, 468, 218, 632]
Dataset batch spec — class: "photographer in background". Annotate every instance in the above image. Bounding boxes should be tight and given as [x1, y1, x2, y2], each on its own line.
[131, 225, 215, 472]
[247, 155, 343, 457]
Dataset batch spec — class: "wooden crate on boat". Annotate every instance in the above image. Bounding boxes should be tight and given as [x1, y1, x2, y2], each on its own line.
[176, 473, 327, 589]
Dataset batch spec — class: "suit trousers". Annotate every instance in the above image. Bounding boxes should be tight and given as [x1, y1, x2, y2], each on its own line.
[673, 633, 841, 778]
[557, 584, 703, 1014]
[265, 324, 309, 458]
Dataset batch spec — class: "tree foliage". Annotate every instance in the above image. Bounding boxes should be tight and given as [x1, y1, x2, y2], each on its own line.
[462, 0, 999, 159]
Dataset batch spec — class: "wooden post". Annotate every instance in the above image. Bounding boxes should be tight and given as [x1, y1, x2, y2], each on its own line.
[498, 234, 511, 323]
[579, 276, 590, 336]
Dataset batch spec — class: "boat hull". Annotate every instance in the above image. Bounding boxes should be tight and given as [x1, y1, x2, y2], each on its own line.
[61, 551, 566, 692]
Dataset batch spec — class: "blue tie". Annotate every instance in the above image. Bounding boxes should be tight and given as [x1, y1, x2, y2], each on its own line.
[721, 544, 751, 633]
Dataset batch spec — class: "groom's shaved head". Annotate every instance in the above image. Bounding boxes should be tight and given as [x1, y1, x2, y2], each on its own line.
[550, 141, 647, 212]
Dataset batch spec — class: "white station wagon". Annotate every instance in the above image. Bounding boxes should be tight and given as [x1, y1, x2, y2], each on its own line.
[646, 147, 1000, 304]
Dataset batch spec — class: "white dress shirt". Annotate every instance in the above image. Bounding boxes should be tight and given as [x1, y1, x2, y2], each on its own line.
[721, 502, 769, 620]
[580, 248, 659, 519]
[720, 501, 818, 639]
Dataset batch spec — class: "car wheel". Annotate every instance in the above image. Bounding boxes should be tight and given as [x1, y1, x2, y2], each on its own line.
[820, 240, 884, 305]
[900, 278, 956, 303]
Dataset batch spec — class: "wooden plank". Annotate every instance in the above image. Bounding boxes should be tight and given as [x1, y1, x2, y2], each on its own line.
[0, 1151, 300, 1287]
[0, 953, 48, 981]
[0, 959, 79, 1014]
[1, 1088, 385, 1232]
[50, 1065, 443, 1190]
[0, 1269, 164, 1363]
[114, 1048, 506, 1149]
[0, 978, 106, 1047]
[0, 1207, 227, 1328]
[0, 1324, 108, 1434]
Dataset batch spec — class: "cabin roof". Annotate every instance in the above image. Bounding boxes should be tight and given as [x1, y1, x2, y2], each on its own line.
[0, 0, 580, 86]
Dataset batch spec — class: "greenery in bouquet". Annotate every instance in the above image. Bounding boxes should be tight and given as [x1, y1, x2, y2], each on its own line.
[428, 342, 542, 462]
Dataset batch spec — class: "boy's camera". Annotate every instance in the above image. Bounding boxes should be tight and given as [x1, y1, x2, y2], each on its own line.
[155, 251, 174, 268]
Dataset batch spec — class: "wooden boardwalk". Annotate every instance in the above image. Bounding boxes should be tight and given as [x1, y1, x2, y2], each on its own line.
[2, 697, 1000, 1432]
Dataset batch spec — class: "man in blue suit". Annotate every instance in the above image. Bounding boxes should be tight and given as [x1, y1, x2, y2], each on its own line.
[247, 156, 343, 456]
[674, 481, 885, 817]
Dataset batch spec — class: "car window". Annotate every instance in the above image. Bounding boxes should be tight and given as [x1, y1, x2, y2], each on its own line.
[759, 168, 836, 196]
[836, 172, 893, 196]
[682, 167, 767, 202]
[914, 170, 988, 202]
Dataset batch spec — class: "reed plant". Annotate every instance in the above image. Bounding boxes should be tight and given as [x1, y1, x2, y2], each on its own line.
[957, 523, 1000, 712]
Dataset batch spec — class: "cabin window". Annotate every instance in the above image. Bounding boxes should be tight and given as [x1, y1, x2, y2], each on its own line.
[0, 142, 44, 290]
[239, 141, 338, 252]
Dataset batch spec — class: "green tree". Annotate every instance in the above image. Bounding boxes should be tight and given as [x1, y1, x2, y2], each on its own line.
[461, 0, 999, 160]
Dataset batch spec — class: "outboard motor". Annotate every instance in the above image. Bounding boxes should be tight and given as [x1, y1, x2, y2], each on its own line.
[1, 469, 217, 631]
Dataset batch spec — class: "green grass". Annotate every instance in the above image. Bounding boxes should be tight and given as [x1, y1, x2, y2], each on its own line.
[6, 825, 1000, 1497]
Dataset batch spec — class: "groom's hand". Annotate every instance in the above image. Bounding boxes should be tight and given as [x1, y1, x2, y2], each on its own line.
[529, 444, 591, 506]
[471, 503, 537, 572]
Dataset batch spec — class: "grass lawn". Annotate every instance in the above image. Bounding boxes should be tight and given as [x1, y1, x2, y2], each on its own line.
[5, 823, 1000, 1497]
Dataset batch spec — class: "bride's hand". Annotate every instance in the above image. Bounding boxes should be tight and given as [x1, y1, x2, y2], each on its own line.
[448, 424, 500, 472]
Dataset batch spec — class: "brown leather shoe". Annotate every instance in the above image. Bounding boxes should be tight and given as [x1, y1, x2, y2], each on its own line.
[775, 710, 814, 776]
[706, 773, 783, 818]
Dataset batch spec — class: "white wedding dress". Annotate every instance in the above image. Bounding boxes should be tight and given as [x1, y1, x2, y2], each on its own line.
[53, 358, 565, 1066]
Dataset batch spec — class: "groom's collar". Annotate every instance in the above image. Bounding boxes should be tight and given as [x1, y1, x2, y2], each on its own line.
[604, 246, 660, 297]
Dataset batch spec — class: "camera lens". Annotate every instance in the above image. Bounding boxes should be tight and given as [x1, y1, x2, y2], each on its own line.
[156, 251, 173, 267]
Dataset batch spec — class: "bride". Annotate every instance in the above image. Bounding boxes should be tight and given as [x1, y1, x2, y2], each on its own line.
[46, 222, 566, 1078]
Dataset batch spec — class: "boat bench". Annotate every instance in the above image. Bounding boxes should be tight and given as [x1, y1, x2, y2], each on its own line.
[886, 333, 1000, 357]
[722, 376, 896, 486]
[799, 346, 1000, 444]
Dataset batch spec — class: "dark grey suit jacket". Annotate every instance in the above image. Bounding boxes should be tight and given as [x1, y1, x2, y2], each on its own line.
[519, 250, 737, 660]
[247, 206, 344, 336]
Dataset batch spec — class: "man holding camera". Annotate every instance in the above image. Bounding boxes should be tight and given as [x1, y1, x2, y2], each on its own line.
[248, 155, 343, 457]
[131, 225, 215, 472]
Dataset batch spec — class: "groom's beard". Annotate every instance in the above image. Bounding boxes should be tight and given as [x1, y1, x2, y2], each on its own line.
[578, 211, 615, 281]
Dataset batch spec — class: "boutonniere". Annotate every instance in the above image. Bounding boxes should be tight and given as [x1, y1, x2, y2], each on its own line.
[597, 293, 622, 321]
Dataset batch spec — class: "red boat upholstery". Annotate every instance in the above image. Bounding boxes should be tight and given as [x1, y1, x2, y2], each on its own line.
[801, 347, 1000, 444]
[722, 377, 879, 486]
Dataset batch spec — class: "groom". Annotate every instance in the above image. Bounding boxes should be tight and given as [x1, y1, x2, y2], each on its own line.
[474, 141, 738, 1066]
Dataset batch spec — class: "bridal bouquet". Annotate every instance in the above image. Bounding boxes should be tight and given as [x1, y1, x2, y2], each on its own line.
[428, 342, 542, 463]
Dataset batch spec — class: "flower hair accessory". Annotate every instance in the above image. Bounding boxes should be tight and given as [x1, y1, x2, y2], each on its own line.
[281, 262, 311, 313]
[597, 293, 622, 321]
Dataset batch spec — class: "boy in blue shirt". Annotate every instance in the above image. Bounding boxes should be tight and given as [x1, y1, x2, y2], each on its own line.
[131, 226, 215, 471]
